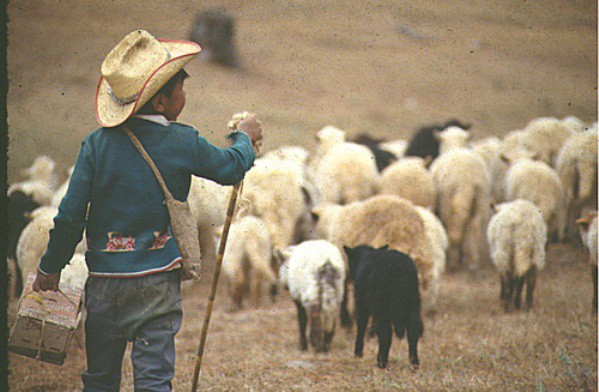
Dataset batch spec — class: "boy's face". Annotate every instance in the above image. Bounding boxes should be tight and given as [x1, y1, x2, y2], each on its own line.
[161, 80, 186, 121]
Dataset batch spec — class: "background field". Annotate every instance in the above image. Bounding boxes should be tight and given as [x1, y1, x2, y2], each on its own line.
[6, 0, 598, 391]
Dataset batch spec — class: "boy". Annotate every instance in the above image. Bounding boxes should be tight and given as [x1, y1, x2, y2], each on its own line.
[32, 30, 261, 391]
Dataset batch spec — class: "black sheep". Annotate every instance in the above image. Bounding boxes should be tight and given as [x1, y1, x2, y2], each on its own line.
[351, 133, 398, 172]
[404, 119, 471, 161]
[343, 244, 423, 369]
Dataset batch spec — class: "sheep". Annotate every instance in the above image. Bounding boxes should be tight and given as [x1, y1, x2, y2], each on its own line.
[351, 133, 398, 172]
[260, 146, 318, 244]
[275, 240, 346, 352]
[311, 195, 434, 327]
[379, 138, 408, 160]
[556, 128, 598, 240]
[404, 119, 471, 161]
[561, 115, 588, 134]
[576, 210, 598, 313]
[7, 190, 40, 265]
[504, 157, 566, 242]
[8, 155, 58, 206]
[15, 206, 59, 295]
[429, 148, 491, 270]
[433, 126, 470, 155]
[240, 157, 308, 252]
[59, 252, 88, 293]
[379, 157, 436, 211]
[343, 244, 423, 369]
[414, 206, 447, 310]
[311, 141, 379, 205]
[519, 116, 575, 167]
[487, 200, 547, 312]
[218, 215, 277, 309]
[187, 176, 231, 271]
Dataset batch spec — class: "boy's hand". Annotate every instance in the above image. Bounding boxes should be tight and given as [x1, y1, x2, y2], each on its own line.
[236, 114, 263, 154]
[32, 270, 61, 292]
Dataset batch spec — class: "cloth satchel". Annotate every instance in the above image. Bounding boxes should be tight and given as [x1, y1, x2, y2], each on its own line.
[123, 126, 201, 281]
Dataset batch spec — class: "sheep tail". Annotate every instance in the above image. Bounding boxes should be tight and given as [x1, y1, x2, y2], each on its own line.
[316, 261, 341, 333]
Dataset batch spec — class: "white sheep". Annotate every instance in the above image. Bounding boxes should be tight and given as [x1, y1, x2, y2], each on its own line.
[504, 157, 566, 242]
[187, 176, 231, 271]
[379, 138, 408, 159]
[414, 205, 447, 310]
[487, 199, 547, 312]
[240, 157, 308, 252]
[275, 239, 346, 352]
[311, 141, 379, 205]
[8, 156, 58, 206]
[218, 215, 277, 309]
[556, 128, 598, 239]
[59, 252, 88, 293]
[575, 210, 598, 313]
[519, 116, 575, 167]
[429, 148, 491, 270]
[379, 157, 436, 211]
[15, 206, 59, 291]
[433, 126, 470, 155]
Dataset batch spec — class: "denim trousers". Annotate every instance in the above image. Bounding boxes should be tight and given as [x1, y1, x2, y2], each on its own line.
[81, 270, 182, 392]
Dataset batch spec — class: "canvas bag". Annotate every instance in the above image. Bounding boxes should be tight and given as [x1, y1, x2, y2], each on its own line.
[124, 126, 201, 281]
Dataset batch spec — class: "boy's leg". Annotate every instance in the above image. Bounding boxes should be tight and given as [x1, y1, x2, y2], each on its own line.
[131, 309, 182, 391]
[82, 278, 128, 391]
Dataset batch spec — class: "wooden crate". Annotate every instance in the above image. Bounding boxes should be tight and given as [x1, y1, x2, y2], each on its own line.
[9, 274, 83, 365]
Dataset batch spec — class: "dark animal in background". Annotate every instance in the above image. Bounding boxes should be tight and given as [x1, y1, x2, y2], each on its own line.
[404, 119, 471, 161]
[7, 190, 40, 296]
[189, 8, 239, 68]
[351, 133, 398, 172]
[343, 245, 423, 369]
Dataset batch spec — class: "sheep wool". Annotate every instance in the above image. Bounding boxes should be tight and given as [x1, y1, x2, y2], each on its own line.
[379, 157, 436, 211]
[430, 148, 491, 270]
[504, 158, 566, 242]
[556, 128, 598, 238]
[219, 215, 276, 309]
[277, 239, 346, 352]
[520, 116, 575, 167]
[487, 199, 547, 311]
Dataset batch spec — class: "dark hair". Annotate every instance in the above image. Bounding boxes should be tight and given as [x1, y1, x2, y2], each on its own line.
[136, 69, 189, 115]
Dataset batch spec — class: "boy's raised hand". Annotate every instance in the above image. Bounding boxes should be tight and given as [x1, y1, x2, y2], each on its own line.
[230, 112, 263, 155]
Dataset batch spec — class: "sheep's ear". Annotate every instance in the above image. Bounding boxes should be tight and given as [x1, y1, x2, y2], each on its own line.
[423, 155, 433, 168]
[310, 209, 320, 223]
[489, 200, 497, 213]
[432, 129, 442, 141]
[576, 217, 590, 230]
[342, 245, 353, 257]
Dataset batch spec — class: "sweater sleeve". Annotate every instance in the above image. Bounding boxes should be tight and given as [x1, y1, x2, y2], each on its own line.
[39, 138, 94, 275]
[191, 131, 255, 185]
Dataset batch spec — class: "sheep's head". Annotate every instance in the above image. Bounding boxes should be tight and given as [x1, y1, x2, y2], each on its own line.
[434, 126, 470, 154]
[315, 125, 346, 145]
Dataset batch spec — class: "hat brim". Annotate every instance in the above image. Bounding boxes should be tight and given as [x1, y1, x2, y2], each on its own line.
[95, 39, 201, 127]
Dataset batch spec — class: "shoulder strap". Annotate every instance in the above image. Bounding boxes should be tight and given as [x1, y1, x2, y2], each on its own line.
[122, 126, 173, 199]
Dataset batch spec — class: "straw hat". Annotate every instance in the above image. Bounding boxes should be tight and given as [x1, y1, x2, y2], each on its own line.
[95, 30, 201, 127]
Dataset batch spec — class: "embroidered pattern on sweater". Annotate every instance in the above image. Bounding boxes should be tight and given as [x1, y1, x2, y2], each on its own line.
[148, 231, 172, 250]
[102, 232, 136, 252]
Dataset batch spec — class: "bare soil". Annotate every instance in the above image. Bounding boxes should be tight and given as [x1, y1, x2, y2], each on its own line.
[6, 0, 598, 391]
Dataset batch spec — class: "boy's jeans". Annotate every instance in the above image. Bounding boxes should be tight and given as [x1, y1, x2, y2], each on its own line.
[81, 270, 182, 392]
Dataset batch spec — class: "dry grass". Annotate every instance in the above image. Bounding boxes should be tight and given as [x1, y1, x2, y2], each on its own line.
[7, 243, 597, 391]
[6, 0, 598, 390]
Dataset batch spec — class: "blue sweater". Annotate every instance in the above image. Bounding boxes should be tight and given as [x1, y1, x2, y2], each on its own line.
[39, 117, 255, 277]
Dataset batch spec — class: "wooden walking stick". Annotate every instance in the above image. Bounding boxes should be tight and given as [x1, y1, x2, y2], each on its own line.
[191, 112, 256, 391]
[190, 181, 242, 392]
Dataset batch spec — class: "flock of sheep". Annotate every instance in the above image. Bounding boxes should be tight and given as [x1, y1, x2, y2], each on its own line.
[7, 115, 598, 369]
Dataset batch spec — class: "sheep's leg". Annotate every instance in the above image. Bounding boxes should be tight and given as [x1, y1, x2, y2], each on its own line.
[324, 330, 335, 352]
[525, 266, 537, 311]
[592, 264, 597, 314]
[500, 274, 512, 313]
[340, 279, 352, 329]
[376, 320, 392, 369]
[406, 310, 422, 369]
[514, 275, 525, 310]
[249, 272, 262, 308]
[294, 300, 308, 351]
[447, 244, 461, 272]
[354, 303, 369, 357]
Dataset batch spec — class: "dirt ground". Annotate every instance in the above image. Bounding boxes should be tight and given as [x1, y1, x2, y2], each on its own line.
[5, 0, 598, 391]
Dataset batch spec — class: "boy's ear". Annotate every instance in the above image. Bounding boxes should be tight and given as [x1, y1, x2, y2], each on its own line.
[151, 93, 166, 114]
